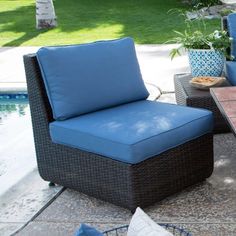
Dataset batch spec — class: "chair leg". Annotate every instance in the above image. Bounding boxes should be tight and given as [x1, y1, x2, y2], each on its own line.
[49, 182, 55, 187]
[130, 209, 135, 214]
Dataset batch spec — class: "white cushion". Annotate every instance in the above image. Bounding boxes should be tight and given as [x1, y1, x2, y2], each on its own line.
[127, 207, 173, 236]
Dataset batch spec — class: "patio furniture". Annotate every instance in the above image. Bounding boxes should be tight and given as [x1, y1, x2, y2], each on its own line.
[174, 74, 230, 133]
[23, 38, 214, 211]
[223, 13, 236, 85]
[103, 224, 191, 236]
[211, 87, 236, 135]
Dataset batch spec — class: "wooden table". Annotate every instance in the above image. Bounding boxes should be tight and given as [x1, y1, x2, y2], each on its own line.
[210, 87, 236, 135]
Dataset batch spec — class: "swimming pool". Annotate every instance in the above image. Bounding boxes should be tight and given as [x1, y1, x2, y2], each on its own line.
[0, 93, 37, 196]
[0, 93, 28, 123]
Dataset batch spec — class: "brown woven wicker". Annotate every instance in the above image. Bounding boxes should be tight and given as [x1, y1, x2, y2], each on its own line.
[23, 54, 214, 211]
[174, 74, 230, 134]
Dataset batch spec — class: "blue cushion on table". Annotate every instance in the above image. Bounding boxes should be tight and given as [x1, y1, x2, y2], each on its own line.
[50, 100, 213, 164]
[226, 61, 236, 85]
[36, 37, 149, 120]
[228, 13, 236, 59]
[74, 224, 103, 236]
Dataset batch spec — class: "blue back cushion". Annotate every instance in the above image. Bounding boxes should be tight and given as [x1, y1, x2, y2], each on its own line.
[228, 13, 236, 59]
[226, 61, 236, 85]
[36, 38, 149, 120]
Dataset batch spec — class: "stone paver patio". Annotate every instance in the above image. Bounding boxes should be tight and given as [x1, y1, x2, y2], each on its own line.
[0, 46, 236, 236]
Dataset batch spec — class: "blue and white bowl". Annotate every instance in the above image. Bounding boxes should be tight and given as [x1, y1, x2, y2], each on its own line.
[188, 49, 225, 77]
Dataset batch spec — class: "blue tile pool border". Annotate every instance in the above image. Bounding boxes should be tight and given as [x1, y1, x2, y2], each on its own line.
[0, 93, 28, 100]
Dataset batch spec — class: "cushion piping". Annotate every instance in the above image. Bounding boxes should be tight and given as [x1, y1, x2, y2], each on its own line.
[50, 112, 212, 146]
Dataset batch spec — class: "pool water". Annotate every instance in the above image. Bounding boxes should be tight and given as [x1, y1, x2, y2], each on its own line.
[0, 101, 28, 124]
[0, 96, 37, 196]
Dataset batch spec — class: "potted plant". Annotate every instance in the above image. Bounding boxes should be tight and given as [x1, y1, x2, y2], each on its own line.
[170, 29, 233, 77]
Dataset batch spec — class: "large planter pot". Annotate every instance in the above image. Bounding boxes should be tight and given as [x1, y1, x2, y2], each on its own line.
[188, 49, 225, 77]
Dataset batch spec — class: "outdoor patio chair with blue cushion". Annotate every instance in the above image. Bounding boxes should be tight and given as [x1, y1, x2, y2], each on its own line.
[23, 37, 214, 211]
[223, 13, 236, 85]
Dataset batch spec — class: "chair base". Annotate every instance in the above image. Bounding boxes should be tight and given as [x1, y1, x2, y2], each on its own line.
[23, 54, 214, 211]
[37, 133, 213, 211]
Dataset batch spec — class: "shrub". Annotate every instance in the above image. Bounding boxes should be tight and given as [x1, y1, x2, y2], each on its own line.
[220, 8, 234, 17]
[183, 0, 221, 7]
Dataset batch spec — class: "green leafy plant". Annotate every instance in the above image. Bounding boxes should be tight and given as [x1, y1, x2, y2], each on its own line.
[170, 30, 233, 60]
[168, 9, 233, 60]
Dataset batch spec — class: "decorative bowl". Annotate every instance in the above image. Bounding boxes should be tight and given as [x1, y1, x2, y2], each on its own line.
[189, 76, 226, 90]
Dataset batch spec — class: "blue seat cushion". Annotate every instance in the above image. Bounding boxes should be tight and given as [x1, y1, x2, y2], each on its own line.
[36, 37, 149, 120]
[228, 13, 236, 59]
[226, 61, 236, 85]
[49, 100, 213, 164]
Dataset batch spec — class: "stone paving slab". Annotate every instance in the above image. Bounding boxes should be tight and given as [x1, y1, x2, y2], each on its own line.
[0, 82, 27, 93]
[0, 169, 63, 235]
[35, 189, 132, 223]
[0, 47, 39, 84]
[0, 223, 23, 236]
[20, 133, 236, 235]
[0, 105, 34, 196]
[0, 45, 190, 92]
[0, 169, 62, 223]
[135, 44, 190, 91]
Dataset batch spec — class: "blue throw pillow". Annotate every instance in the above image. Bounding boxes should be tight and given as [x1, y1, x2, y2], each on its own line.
[74, 224, 103, 236]
[228, 13, 236, 59]
[36, 37, 149, 120]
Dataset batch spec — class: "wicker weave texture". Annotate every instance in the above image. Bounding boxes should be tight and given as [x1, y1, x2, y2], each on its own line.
[23, 55, 214, 211]
[174, 74, 230, 133]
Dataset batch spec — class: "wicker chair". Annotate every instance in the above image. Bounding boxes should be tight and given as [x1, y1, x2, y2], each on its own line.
[23, 41, 214, 211]
[223, 14, 236, 86]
